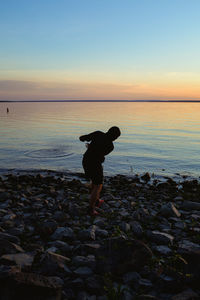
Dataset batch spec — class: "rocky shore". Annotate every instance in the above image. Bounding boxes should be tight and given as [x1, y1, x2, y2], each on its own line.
[0, 171, 199, 300]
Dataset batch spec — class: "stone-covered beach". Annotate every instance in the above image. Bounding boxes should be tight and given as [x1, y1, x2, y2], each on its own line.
[0, 171, 199, 300]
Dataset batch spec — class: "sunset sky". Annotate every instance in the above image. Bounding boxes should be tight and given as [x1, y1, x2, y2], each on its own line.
[0, 0, 200, 100]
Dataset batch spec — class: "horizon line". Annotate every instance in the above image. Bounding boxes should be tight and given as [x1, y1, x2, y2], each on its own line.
[1, 100, 200, 103]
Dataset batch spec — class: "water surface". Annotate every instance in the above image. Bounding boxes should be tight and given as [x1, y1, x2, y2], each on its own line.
[1, 102, 200, 177]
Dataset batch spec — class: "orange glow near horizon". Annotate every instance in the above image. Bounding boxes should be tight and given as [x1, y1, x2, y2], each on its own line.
[0, 77, 200, 101]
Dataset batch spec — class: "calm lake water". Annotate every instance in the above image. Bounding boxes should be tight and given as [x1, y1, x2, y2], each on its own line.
[1, 102, 200, 178]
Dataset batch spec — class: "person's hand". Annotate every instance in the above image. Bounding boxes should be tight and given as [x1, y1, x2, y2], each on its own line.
[85, 143, 90, 148]
[79, 136, 85, 141]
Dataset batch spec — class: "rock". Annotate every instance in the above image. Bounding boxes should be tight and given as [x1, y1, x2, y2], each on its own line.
[180, 201, 200, 211]
[74, 266, 93, 278]
[39, 251, 71, 276]
[160, 203, 181, 218]
[123, 271, 141, 286]
[85, 275, 103, 294]
[141, 172, 151, 182]
[0, 271, 63, 300]
[78, 243, 101, 255]
[0, 265, 20, 278]
[120, 222, 131, 233]
[0, 239, 24, 256]
[96, 237, 152, 275]
[138, 278, 153, 289]
[178, 240, 200, 254]
[38, 220, 58, 237]
[51, 227, 74, 241]
[48, 240, 72, 255]
[132, 208, 150, 222]
[0, 253, 34, 268]
[137, 295, 159, 300]
[2, 214, 17, 221]
[0, 232, 20, 244]
[72, 255, 96, 269]
[0, 191, 10, 201]
[146, 231, 174, 245]
[153, 245, 172, 255]
[95, 228, 109, 238]
[78, 226, 96, 241]
[130, 221, 143, 237]
[70, 278, 84, 289]
[171, 289, 199, 300]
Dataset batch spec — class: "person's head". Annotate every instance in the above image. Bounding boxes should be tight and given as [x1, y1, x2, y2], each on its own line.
[107, 126, 121, 141]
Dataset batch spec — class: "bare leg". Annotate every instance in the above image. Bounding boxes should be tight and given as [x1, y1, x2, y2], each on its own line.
[90, 184, 102, 212]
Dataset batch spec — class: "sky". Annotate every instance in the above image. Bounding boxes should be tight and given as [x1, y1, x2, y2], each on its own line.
[0, 0, 200, 100]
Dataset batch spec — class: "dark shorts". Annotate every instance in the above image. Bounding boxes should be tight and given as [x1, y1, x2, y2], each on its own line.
[82, 157, 103, 185]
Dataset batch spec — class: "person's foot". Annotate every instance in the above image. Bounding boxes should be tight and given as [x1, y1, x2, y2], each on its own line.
[88, 208, 99, 216]
[96, 199, 104, 207]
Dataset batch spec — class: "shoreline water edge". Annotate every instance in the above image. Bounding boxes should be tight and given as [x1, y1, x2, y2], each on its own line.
[0, 169, 199, 299]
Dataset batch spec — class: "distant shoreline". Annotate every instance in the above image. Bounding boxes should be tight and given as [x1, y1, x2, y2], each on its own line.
[1, 100, 200, 103]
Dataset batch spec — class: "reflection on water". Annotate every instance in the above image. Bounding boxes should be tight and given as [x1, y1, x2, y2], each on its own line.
[1, 102, 200, 176]
[25, 148, 74, 159]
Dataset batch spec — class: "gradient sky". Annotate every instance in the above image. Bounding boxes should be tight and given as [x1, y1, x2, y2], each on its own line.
[0, 0, 200, 100]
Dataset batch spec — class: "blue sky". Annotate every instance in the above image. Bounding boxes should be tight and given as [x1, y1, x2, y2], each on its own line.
[0, 0, 200, 100]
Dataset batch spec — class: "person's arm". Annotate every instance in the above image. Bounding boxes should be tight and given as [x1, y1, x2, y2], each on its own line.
[79, 131, 99, 142]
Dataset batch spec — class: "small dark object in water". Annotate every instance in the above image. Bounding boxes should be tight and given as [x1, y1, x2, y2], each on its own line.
[7, 108, 9, 113]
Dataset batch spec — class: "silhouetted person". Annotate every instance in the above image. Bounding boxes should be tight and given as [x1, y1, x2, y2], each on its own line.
[79, 126, 121, 215]
[7, 108, 9, 113]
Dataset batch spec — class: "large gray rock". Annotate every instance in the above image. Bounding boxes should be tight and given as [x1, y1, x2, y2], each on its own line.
[0, 271, 63, 300]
